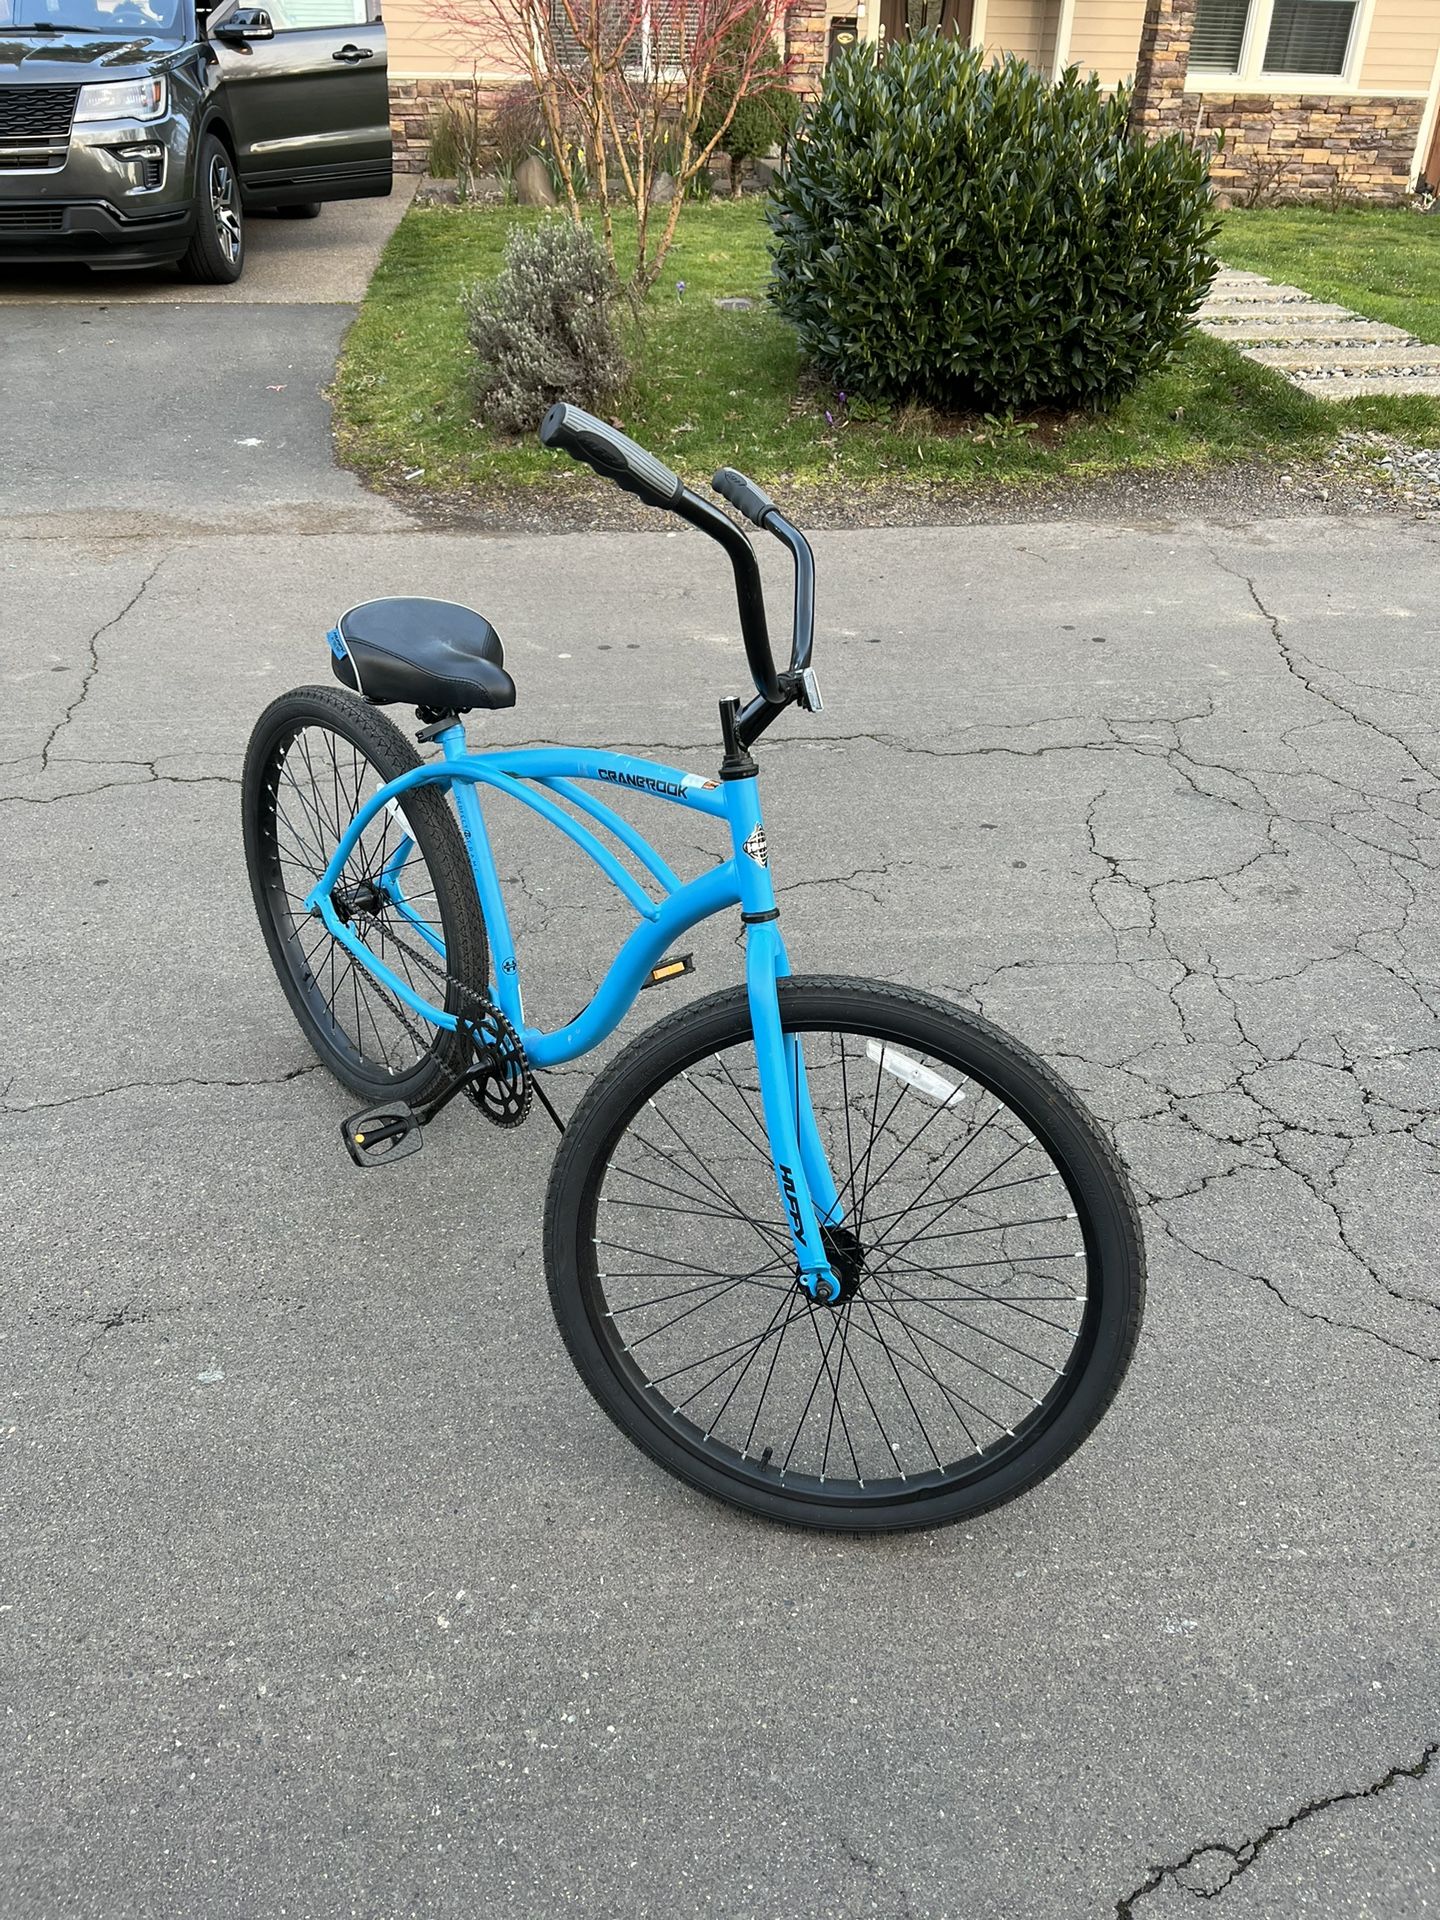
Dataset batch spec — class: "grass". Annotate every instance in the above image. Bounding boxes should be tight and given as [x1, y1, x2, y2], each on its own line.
[1221, 205, 1440, 343]
[331, 199, 1434, 505]
[1217, 205, 1440, 448]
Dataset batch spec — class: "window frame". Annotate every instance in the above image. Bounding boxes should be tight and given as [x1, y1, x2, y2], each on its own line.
[1186, 0, 1378, 93]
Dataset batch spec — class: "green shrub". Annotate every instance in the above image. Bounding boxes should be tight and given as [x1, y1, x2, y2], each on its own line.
[463, 218, 628, 436]
[767, 40, 1220, 413]
[697, 10, 802, 196]
[427, 96, 493, 182]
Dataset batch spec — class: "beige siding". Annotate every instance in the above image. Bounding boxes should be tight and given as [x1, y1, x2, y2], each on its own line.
[386, 0, 520, 77]
[984, 0, 1050, 65]
[1064, 0, 1145, 85]
[1360, 0, 1440, 93]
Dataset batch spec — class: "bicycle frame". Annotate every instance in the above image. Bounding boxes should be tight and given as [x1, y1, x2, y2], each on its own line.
[304, 725, 845, 1299]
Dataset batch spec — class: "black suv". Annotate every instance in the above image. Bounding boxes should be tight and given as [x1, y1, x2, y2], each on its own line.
[0, 0, 391, 281]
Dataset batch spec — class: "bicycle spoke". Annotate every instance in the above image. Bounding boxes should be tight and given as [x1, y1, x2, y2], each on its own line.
[583, 1014, 1104, 1498]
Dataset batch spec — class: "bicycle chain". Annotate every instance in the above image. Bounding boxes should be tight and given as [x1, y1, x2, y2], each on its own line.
[343, 899, 533, 1131]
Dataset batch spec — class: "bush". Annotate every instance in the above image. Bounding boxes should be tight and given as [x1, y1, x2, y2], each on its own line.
[767, 40, 1220, 413]
[697, 10, 802, 196]
[463, 218, 628, 436]
[427, 95, 493, 182]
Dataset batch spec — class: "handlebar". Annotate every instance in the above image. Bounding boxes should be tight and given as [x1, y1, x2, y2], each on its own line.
[538, 402, 816, 745]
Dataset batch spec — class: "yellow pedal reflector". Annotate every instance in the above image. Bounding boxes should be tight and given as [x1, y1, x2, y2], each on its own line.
[642, 953, 695, 990]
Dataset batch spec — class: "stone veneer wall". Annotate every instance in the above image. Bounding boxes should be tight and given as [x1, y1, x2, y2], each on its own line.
[784, 5, 834, 97]
[391, 76, 512, 173]
[1187, 95, 1425, 204]
[1129, 0, 1196, 136]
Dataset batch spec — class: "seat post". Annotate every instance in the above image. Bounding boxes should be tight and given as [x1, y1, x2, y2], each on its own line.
[416, 712, 467, 753]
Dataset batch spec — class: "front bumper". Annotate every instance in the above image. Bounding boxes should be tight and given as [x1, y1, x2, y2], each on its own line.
[0, 109, 192, 266]
[0, 197, 193, 265]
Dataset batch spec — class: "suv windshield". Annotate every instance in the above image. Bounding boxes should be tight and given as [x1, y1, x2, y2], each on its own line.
[0, 0, 186, 31]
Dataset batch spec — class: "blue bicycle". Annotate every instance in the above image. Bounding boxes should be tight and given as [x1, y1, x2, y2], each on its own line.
[242, 405, 1144, 1532]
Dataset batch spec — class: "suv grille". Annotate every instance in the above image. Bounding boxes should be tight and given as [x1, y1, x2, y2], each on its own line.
[0, 86, 80, 172]
[0, 204, 65, 232]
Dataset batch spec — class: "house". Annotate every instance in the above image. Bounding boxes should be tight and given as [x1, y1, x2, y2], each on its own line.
[382, 0, 1440, 202]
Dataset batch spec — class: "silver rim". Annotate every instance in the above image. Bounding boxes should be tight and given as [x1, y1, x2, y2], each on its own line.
[210, 153, 242, 265]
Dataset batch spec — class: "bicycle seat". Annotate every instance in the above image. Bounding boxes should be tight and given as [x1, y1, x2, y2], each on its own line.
[331, 598, 516, 715]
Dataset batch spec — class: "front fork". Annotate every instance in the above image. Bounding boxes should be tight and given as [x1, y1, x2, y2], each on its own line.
[727, 776, 843, 1303]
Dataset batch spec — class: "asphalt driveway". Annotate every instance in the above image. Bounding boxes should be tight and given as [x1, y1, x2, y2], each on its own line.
[0, 184, 414, 529]
[0, 208, 1435, 1919]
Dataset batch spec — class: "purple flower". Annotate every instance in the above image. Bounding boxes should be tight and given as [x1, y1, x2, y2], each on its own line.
[676, 279, 686, 298]
[824, 410, 834, 426]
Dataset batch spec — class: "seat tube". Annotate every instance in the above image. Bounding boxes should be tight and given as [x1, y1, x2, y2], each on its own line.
[435, 724, 522, 1027]
[726, 774, 839, 1300]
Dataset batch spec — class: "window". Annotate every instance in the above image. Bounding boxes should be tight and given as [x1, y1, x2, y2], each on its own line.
[1263, 0, 1355, 75]
[267, 0, 367, 23]
[1189, 0, 1358, 81]
[1191, 0, 1248, 73]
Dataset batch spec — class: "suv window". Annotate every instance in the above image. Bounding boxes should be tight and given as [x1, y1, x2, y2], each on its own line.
[1, 0, 189, 31]
[264, 0, 367, 24]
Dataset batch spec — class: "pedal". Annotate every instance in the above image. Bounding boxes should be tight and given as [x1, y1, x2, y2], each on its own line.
[340, 1103, 424, 1167]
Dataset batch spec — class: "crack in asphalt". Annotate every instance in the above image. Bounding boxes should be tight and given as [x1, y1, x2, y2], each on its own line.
[1114, 1740, 1439, 1913]
[1, 1064, 322, 1118]
[36, 556, 167, 774]
[0, 762, 240, 808]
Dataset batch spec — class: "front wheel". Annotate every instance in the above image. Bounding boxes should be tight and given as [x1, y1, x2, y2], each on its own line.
[544, 978, 1145, 1532]
[180, 135, 245, 285]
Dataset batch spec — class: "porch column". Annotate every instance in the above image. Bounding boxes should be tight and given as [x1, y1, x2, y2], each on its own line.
[1129, 0, 1196, 137]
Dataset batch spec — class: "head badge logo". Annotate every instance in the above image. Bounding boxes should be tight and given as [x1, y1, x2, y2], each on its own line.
[742, 825, 769, 868]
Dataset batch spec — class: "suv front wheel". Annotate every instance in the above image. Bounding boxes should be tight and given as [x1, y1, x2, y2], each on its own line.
[181, 135, 245, 285]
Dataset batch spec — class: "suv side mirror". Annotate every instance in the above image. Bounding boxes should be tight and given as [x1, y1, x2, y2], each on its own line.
[214, 8, 275, 41]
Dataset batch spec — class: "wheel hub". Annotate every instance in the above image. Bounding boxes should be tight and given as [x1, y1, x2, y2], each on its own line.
[801, 1222, 867, 1307]
[332, 877, 387, 925]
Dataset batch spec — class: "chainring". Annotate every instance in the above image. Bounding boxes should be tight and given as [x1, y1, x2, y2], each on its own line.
[460, 1004, 532, 1129]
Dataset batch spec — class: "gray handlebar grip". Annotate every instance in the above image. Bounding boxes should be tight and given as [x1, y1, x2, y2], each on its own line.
[539, 402, 685, 512]
[712, 466, 777, 528]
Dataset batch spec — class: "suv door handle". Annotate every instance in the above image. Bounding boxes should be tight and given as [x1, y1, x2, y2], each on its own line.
[331, 43, 373, 60]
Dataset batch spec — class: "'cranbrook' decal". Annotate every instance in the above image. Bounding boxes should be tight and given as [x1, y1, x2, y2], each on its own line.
[597, 768, 686, 800]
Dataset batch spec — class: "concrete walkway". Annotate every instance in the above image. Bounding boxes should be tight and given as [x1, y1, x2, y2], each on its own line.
[1200, 267, 1440, 397]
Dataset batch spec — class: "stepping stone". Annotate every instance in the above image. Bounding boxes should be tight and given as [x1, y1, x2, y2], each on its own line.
[1242, 346, 1440, 371]
[1201, 316, 1414, 344]
[1202, 262, 1440, 399]
[1293, 373, 1440, 397]
[1202, 297, 1355, 320]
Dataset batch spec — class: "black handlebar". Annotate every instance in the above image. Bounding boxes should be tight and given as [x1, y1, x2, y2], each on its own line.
[539, 402, 686, 513]
[712, 466, 777, 528]
[538, 403, 815, 745]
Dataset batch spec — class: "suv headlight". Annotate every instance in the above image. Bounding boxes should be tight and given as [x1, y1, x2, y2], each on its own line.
[74, 76, 167, 123]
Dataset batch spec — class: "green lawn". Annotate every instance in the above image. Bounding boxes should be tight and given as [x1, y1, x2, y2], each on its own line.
[332, 200, 1432, 505]
[1221, 206, 1440, 343]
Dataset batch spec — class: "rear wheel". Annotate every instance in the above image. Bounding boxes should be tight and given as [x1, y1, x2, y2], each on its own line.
[241, 685, 489, 1104]
[545, 978, 1145, 1532]
[180, 134, 245, 284]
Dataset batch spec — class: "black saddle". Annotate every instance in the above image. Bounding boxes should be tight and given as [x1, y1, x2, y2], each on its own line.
[331, 598, 516, 716]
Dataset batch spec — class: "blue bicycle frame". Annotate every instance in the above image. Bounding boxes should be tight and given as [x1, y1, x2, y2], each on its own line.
[303, 726, 845, 1301]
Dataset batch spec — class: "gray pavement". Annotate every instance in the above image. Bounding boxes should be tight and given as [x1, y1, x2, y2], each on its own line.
[0, 206, 1436, 1920]
[2, 508, 1436, 1920]
[0, 184, 415, 529]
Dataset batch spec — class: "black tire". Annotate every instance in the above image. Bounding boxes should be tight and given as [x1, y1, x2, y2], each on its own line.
[180, 134, 245, 285]
[241, 685, 489, 1104]
[278, 202, 322, 219]
[545, 978, 1145, 1532]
